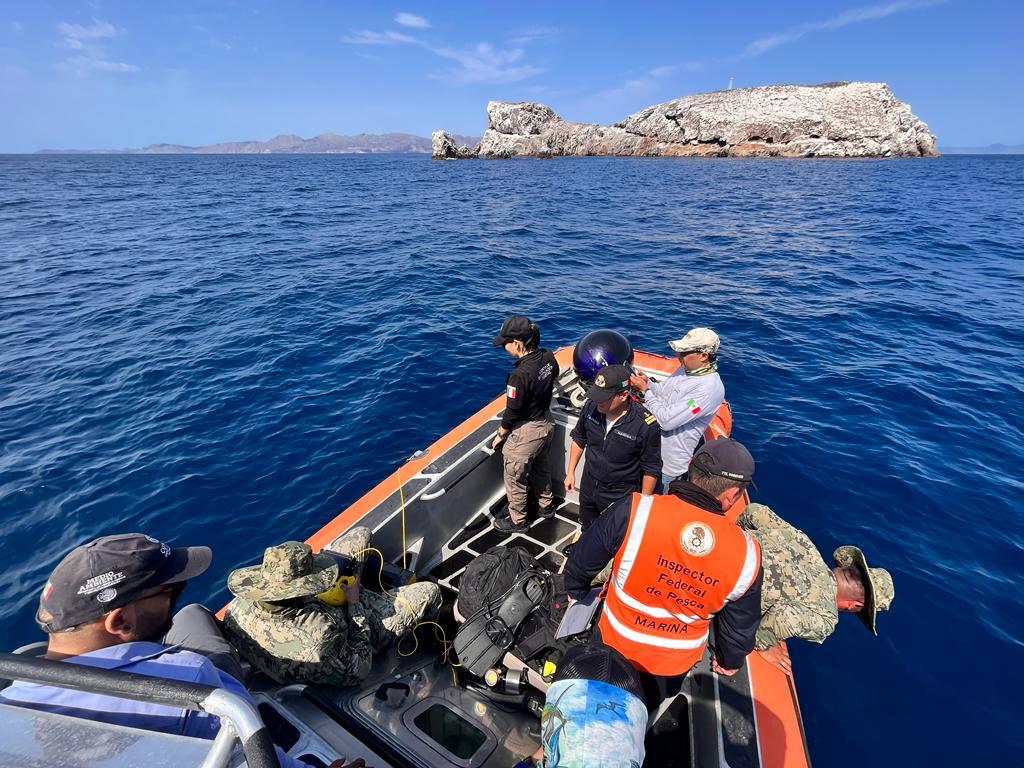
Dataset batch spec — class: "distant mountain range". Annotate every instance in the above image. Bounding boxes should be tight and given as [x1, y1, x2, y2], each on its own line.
[36, 132, 481, 155]
[939, 143, 1024, 154]
[34, 134, 1022, 156]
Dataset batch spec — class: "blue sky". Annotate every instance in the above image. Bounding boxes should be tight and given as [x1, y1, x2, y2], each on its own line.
[1, 1, 1020, 152]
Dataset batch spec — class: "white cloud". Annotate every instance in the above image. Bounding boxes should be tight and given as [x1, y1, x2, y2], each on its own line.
[66, 56, 140, 73]
[588, 64, 678, 104]
[648, 65, 677, 79]
[738, 0, 946, 59]
[57, 18, 120, 40]
[647, 0, 942, 76]
[94, 60, 139, 72]
[341, 29, 416, 45]
[426, 42, 543, 84]
[506, 26, 559, 45]
[340, 24, 544, 84]
[394, 12, 429, 29]
[55, 18, 137, 75]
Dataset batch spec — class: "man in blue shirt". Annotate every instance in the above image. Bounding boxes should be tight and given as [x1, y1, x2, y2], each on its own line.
[564, 364, 662, 530]
[1, 532, 362, 767]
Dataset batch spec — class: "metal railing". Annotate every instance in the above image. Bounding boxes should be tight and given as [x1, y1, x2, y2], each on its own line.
[0, 651, 279, 768]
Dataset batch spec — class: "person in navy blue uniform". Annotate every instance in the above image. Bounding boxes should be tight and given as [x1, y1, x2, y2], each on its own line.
[564, 364, 662, 530]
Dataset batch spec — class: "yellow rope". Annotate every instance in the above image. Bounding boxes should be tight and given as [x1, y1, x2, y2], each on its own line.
[397, 620, 458, 665]
[346, 545, 454, 665]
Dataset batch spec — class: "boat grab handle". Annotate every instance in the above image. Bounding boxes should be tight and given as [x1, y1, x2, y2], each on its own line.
[480, 429, 501, 456]
[418, 430, 502, 500]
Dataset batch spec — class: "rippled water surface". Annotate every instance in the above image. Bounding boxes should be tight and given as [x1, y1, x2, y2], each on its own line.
[1, 154, 1022, 764]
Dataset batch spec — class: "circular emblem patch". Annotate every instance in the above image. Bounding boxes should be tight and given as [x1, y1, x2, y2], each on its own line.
[96, 588, 118, 603]
[680, 522, 715, 556]
[594, 374, 606, 387]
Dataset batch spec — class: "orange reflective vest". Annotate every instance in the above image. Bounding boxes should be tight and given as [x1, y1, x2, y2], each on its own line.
[598, 493, 761, 676]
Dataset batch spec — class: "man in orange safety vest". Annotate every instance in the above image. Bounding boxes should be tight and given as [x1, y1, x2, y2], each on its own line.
[564, 437, 763, 704]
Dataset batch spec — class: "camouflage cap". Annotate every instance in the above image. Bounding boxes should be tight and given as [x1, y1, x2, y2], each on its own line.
[833, 545, 894, 635]
[227, 541, 338, 601]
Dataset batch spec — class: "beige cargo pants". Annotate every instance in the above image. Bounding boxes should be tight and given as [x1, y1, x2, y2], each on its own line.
[502, 417, 555, 524]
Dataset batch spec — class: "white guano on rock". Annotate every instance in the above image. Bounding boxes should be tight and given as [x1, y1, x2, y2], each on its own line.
[431, 131, 478, 160]
[433, 82, 938, 159]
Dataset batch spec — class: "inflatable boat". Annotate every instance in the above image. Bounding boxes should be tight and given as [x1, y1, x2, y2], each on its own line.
[0, 346, 811, 768]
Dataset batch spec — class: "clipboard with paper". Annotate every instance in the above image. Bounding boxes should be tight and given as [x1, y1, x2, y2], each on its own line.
[555, 585, 604, 639]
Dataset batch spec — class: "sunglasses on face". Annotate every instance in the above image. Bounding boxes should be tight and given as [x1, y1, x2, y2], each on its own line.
[139, 583, 185, 603]
[58, 583, 184, 632]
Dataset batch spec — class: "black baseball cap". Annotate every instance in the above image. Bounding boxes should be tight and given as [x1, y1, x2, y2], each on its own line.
[553, 642, 645, 701]
[690, 437, 755, 483]
[586, 364, 632, 403]
[37, 533, 212, 632]
[492, 315, 533, 346]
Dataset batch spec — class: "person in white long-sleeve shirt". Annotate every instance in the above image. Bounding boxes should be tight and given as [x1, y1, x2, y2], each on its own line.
[630, 327, 725, 488]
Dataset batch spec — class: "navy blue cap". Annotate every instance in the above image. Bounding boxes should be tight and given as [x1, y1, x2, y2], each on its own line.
[585, 364, 632, 403]
[37, 533, 211, 632]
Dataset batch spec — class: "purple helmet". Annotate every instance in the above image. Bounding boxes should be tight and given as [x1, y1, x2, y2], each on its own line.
[573, 330, 634, 384]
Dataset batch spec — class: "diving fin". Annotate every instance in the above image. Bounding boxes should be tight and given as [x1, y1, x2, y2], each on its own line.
[454, 572, 550, 677]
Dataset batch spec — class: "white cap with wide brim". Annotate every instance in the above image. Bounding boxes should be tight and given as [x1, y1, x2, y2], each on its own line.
[668, 327, 720, 354]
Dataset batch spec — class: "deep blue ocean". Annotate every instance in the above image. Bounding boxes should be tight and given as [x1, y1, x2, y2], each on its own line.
[1, 153, 1021, 764]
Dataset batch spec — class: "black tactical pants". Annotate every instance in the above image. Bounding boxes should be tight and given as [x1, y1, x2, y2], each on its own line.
[578, 476, 634, 531]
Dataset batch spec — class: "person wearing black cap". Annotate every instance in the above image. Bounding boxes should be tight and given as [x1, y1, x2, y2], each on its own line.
[564, 437, 763, 706]
[28, 533, 228, 665]
[564, 363, 662, 531]
[492, 315, 560, 533]
[0, 533, 361, 768]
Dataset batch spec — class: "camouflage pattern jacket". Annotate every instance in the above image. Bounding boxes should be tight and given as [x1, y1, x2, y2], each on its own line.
[224, 595, 377, 687]
[737, 503, 838, 650]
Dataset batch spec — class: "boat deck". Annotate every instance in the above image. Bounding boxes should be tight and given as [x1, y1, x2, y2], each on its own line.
[430, 496, 581, 591]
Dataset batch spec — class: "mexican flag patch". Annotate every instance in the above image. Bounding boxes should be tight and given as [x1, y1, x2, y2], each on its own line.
[686, 398, 702, 415]
[507, 384, 518, 399]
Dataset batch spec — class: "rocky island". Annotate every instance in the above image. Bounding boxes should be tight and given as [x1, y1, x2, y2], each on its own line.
[433, 81, 938, 159]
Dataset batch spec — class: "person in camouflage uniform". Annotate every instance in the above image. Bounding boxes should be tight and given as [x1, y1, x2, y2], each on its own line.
[223, 528, 441, 687]
[737, 503, 895, 674]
